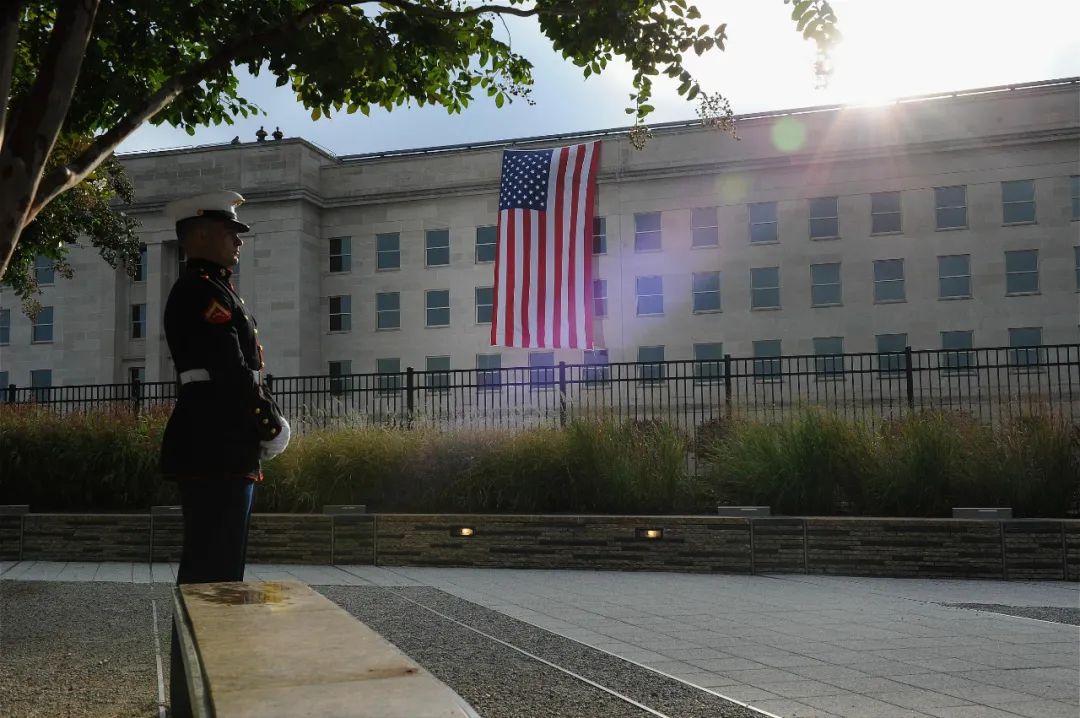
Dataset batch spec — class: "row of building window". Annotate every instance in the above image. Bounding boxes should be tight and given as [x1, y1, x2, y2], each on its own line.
[324, 177, 1080, 272]
[3, 246, 1074, 346]
[322, 325, 1048, 393]
[321, 248, 1076, 332]
[0, 323, 1051, 394]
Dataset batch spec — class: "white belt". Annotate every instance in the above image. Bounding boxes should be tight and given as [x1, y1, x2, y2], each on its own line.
[179, 369, 259, 385]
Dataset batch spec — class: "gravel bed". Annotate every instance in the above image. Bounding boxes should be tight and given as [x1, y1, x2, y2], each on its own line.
[318, 585, 760, 718]
[318, 585, 654, 718]
[0, 581, 173, 718]
[942, 602, 1080, 625]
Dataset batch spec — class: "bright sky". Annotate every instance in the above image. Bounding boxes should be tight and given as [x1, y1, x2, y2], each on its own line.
[120, 0, 1079, 156]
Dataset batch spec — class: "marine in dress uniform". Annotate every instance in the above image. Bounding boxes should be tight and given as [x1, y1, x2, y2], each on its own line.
[160, 190, 288, 717]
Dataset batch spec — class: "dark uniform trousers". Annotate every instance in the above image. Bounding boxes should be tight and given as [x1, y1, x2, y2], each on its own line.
[169, 477, 256, 718]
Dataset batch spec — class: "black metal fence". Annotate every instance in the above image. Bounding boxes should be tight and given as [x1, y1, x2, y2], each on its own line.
[3, 344, 1078, 436]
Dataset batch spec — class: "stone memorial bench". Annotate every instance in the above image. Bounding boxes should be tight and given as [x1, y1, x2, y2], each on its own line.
[173, 580, 479, 717]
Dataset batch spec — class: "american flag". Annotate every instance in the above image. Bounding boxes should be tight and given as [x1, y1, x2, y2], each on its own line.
[491, 141, 601, 349]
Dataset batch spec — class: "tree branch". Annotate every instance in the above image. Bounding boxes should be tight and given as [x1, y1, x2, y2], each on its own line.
[29, 0, 580, 220]
[6, 0, 100, 183]
[0, 0, 24, 153]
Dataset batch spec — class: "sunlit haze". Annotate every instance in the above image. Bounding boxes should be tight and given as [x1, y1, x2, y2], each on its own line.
[121, 0, 1079, 155]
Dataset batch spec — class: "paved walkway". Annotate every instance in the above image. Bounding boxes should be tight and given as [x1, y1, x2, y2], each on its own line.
[3, 561, 1077, 718]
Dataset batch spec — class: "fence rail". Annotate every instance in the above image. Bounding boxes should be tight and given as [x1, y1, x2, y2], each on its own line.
[3, 344, 1078, 435]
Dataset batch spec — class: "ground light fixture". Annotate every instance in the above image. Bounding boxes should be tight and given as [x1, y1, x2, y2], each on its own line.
[635, 528, 664, 540]
[451, 527, 475, 537]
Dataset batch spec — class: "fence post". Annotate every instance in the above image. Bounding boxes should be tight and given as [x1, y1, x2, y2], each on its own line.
[558, 361, 567, 428]
[4, 383, 14, 403]
[405, 367, 415, 429]
[904, 346, 915, 411]
[130, 378, 142, 415]
[723, 354, 733, 418]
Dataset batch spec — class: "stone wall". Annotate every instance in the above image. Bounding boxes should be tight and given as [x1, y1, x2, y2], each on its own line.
[8, 513, 1079, 581]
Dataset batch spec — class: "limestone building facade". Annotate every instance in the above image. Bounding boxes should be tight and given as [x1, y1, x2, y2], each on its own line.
[0, 77, 1077, 391]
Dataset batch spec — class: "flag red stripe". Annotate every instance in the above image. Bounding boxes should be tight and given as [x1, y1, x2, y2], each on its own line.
[503, 210, 516, 346]
[537, 208, 547, 347]
[566, 146, 586, 348]
[520, 212, 532, 347]
[491, 210, 504, 346]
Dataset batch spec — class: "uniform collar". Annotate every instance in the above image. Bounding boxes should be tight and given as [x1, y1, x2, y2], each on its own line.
[186, 257, 233, 279]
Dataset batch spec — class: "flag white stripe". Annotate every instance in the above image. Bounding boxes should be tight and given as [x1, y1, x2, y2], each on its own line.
[544, 150, 560, 348]
[572, 143, 593, 347]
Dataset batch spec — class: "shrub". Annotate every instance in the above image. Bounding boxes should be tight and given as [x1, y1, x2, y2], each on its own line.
[699, 410, 872, 515]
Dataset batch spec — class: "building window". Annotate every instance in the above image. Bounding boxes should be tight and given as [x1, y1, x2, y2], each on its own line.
[135, 244, 147, 282]
[938, 254, 971, 299]
[753, 340, 782, 381]
[871, 191, 901, 234]
[329, 236, 352, 272]
[31, 306, 53, 343]
[935, 185, 967, 229]
[529, 351, 555, 389]
[1005, 250, 1039, 295]
[328, 360, 352, 395]
[426, 289, 450, 327]
[476, 353, 501, 390]
[376, 358, 401, 394]
[426, 229, 450, 266]
[692, 271, 721, 312]
[750, 266, 780, 309]
[475, 226, 497, 263]
[1071, 175, 1079, 220]
[34, 255, 55, 285]
[592, 216, 607, 255]
[635, 275, 663, 316]
[813, 336, 845, 377]
[810, 263, 841, 307]
[129, 366, 145, 385]
[177, 244, 187, 275]
[873, 259, 905, 303]
[876, 333, 907, 374]
[691, 207, 719, 247]
[131, 303, 146, 339]
[583, 349, 610, 384]
[693, 342, 724, 385]
[1009, 327, 1043, 368]
[1075, 246, 1079, 290]
[30, 369, 51, 403]
[941, 330, 974, 372]
[475, 286, 493, 324]
[1001, 180, 1035, 224]
[376, 232, 400, 270]
[0, 308, 9, 345]
[0, 371, 8, 391]
[634, 212, 661, 252]
[376, 291, 400, 330]
[593, 279, 608, 317]
[637, 345, 665, 384]
[426, 356, 451, 391]
[329, 295, 351, 332]
[809, 196, 839, 239]
[748, 201, 777, 243]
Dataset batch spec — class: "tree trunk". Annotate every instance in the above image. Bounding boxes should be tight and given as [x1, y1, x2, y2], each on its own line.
[0, 152, 34, 279]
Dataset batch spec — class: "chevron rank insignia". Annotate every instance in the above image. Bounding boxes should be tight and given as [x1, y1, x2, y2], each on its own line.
[203, 299, 232, 324]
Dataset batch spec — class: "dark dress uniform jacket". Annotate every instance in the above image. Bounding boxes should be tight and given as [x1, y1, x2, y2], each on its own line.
[161, 258, 264, 478]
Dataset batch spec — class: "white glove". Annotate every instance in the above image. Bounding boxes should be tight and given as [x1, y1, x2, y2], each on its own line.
[259, 416, 291, 460]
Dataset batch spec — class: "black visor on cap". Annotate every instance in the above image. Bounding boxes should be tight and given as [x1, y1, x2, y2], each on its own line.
[200, 209, 251, 233]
